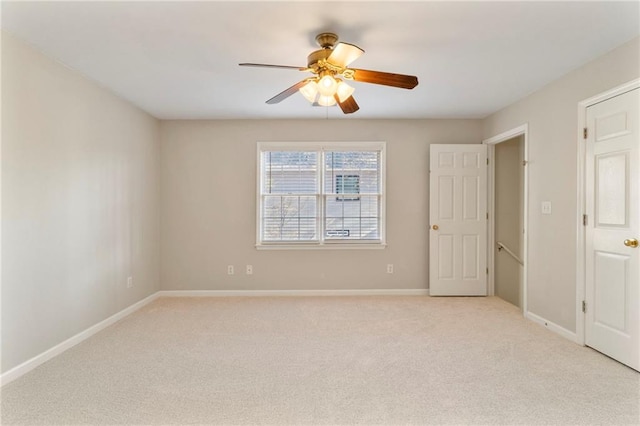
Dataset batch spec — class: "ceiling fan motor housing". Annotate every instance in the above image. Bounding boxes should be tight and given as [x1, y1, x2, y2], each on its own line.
[308, 32, 339, 69]
[315, 32, 338, 49]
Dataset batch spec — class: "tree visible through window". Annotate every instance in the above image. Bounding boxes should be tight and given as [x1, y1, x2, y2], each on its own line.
[257, 142, 385, 246]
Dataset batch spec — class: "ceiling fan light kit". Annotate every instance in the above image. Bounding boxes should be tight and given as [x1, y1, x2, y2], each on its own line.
[239, 32, 419, 115]
[300, 76, 354, 105]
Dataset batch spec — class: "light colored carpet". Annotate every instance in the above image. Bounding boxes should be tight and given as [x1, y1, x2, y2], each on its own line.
[1, 296, 638, 425]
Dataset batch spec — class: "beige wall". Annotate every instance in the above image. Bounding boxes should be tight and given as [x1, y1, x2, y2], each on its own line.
[160, 120, 482, 292]
[1, 33, 161, 373]
[494, 136, 524, 308]
[483, 37, 640, 332]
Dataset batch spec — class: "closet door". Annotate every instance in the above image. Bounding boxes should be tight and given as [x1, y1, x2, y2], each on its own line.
[585, 88, 639, 371]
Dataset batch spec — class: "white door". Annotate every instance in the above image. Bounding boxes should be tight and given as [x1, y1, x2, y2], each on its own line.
[429, 144, 488, 296]
[585, 88, 639, 371]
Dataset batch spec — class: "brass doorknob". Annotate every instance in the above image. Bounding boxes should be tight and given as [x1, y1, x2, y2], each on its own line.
[432, 225, 439, 230]
[624, 238, 639, 248]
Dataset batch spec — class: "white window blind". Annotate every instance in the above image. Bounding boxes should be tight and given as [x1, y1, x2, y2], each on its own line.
[261, 151, 318, 241]
[257, 143, 385, 248]
[324, 151, 380, 240]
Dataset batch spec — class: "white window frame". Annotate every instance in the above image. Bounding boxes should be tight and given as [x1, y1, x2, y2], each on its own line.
[256, 141, 386, 250]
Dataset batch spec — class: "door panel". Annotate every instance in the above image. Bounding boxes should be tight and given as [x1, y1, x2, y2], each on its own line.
[594, 251, 628, 332]
[439, 176, 454, 219]
[585, 87, 639, 371]
[429, 144, 487, 296]
[463, 176, 479, 220]
[462, 235, 479, 279]
[438, 234, 454, 279]
[596, 153, 628, 226]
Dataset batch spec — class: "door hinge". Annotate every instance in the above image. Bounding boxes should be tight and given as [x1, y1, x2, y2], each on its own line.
[583, 127, 588, 139]
[486, 158, 489, 165]
[486, 267, 489, 275]
[583, 214, 588, 226]
[582, 300, 587, 313]
[486, 212, 489, 220]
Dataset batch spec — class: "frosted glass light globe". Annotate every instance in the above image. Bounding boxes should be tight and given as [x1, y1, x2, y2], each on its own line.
[335, 81, 355, 103]
[299, 81, 319, 103]
[317, 75, 338, 97]
[317, 95, 337, 106]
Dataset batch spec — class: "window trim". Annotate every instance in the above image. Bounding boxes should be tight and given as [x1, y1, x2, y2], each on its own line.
[256, 141, 386, 250]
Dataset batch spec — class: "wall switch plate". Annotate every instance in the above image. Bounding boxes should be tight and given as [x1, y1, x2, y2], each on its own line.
[246, 265, 253, 275]
[227, 265, 234, 275]
[126, 276, 133, 288]
[387, 264, 394, 274]
[541, 201, 552, 215]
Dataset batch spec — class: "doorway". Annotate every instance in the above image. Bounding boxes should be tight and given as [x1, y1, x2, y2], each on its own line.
[484, 125, 529, 313]
[494, 136, 525, 308]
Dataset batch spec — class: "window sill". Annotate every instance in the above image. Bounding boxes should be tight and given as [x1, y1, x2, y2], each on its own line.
[255, 242, 387, 250]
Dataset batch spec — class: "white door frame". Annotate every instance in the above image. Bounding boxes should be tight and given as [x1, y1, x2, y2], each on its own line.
[483, 124, 529, 312]
[576, 78, 640, 346]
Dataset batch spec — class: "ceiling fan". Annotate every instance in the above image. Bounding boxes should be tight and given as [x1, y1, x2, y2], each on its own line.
[239, 32, 419, 114]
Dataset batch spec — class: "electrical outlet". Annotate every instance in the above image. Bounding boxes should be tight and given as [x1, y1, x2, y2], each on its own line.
[541, 201, 552, 215]
[246, 265, 253, 275]
[387, 264, 394, 274]
[227, 265, 234, 275]
[127, 276, 133, 288]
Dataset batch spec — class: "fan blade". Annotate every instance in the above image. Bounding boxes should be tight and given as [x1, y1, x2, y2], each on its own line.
[327, 42, 364, 68]
[350, 68, 418, 89]
[266, 80, 309, 104]
[239, 63, 307, 71]
[334, 94, 360, 114]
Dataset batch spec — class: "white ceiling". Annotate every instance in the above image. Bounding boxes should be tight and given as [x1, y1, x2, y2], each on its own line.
[2, 1, 639, 120]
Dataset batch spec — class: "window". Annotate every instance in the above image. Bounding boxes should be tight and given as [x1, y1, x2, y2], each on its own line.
[257, 142, 385, 248]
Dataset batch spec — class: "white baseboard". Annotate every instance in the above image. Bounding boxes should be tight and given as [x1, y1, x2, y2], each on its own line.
[0, 292, 159, 387]
[157, 289, 429, 297]
[526, 311, 578, 343]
